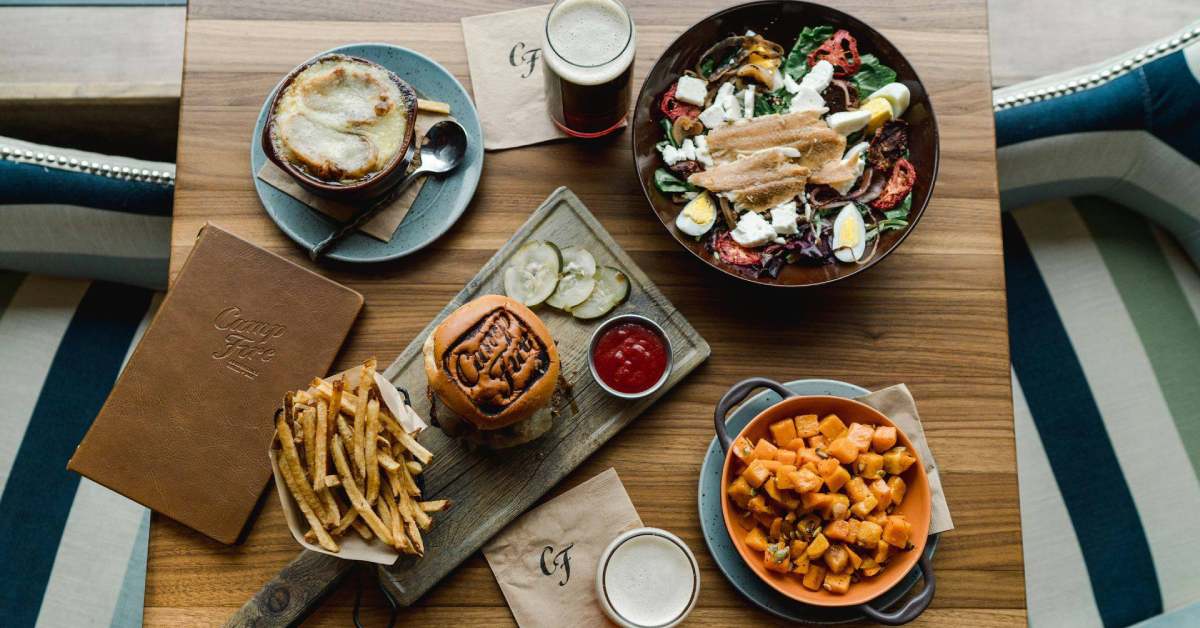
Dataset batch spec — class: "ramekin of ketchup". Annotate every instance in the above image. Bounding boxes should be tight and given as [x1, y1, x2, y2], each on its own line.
[588, 314, 673, 398]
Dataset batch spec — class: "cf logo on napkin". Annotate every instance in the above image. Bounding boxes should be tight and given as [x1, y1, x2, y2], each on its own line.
[539, 543, 574, 586]
[509, 42, 542, 79]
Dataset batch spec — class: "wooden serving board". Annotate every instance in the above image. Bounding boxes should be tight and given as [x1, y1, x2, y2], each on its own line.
[226, 187, 708, 626]
[377, 186, 709, 603]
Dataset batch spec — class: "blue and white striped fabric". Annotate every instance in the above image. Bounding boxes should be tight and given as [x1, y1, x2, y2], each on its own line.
[997, 22, 1200, 628]
[0, 136, 174, 290]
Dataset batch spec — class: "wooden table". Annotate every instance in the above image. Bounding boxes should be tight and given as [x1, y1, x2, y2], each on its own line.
[154, 0, 1023, 625]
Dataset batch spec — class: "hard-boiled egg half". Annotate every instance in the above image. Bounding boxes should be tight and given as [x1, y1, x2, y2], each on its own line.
[676, 191, 718, 237]
[831, 205, 868, 263]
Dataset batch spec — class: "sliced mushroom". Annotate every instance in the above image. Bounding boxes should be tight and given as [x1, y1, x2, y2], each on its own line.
[671, 115, 704, 145]
[736, 63, 776, 88]
[717, 195, 738, 230]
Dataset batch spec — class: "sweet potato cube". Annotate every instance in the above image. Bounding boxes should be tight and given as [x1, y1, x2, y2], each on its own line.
[745, 526, 769, 551]
[845, 544, 863, 571]
[760, 459, 782, 473]
[883, 448, 917, 475]
[870, 478, 892, 511]
[871, 425, 897, 453]
[846, 422, 875, 452]
[887, 476, 907, 507]
[802, 564, 827, 591]
[824, 494, 850, 520]
[775, 449, 797, 466]
[845, 477, 871, 503]
[824, 519, 852, 542]
[861, 557, 882, 577]
[752, 438, 779, 462]
[856, 521, 883, 548]
[822, 465, 851, 492]
[732, 436, 756, 461]
[728, 476, 755, 509]
[827, 437, 860, 464]
[774, 465, 799, 489]
[735, 510, 757, 531]
[816, 458, 840, 477]
[797, 447, 823, 465]
[857, 452, 885, 479]
[801, 461, 820, 475]
[753, 511, 776, 529]
[784, 437, 808, 451]
[790, 468, 824, 493]
[801, 491, 834, 512]
[807, 434, 829, 449]
[764, 543, 791, 572]
[874, 540, 890, 564]
[866, 510, 889, 527]
[778, 491, 802, 511]
[823, 572, 852, 594]
[746, 494, 771, 514]
[851, 495, 879, 518]
[769, 418, 798, 446]
[769, 516, 783, 539]
[742, 459, 771, 488]
[806, 532, 830, 559]
[883, 515, 912, 548]
[818, 414, 847, 439]
[846, 518, 861, 544]
[763, 477, 785, 503]
[823, 543, 848, 573]
[792, 550, 811, 575]
[794, 414, 820, 438]
[790, 539, 809, 559]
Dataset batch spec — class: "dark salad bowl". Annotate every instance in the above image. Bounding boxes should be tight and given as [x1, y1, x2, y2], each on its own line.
[631, 1, 939, 287]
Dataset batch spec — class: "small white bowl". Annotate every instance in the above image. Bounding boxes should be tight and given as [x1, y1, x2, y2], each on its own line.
[595, 527, 700, 628]
[586, 314, 673, 400]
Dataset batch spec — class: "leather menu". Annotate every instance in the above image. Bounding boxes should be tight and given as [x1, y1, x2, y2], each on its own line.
[68, 223, 363, 544]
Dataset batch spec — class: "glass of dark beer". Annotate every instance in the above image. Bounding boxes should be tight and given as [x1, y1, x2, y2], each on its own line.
[542, 0, 636, 138]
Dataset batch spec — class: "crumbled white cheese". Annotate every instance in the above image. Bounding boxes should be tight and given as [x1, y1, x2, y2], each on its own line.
[674, 75, 708, 107]
[730, 211, 776, 247]
[716, 81, 737, 99]
[721, 92, 742, 122]
[770, 201, 800, 235]
[693, 135, 714, 167]
[783, 72, 802, 94]
[745, 30, 757, 36]
[800, 60, 834, 92]
[659, 144, 681, 165]
[678, 138, 697, 161]
[743, 84, 756, 119]
[788, 85, 827, 115]
[770, 69, 786, 92]
[698, 102, 726, 129]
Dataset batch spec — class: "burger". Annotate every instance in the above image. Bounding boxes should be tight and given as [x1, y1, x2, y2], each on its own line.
[423, 295, 561, 448]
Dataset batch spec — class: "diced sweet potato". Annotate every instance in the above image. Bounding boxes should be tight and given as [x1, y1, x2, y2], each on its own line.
[827, 437, 860, 464]
[875, 540, 890, 564]
[822, 465, 851, 492]
[856, 452, 885, 479]
[764, 543, 791, 572]
[774, 465, 798, 489]
[728, 476, 754, 509]
[845, 477, 871, 503]
[790, 539, 809, 559]
[775, 449, 797, 466]
[816, 458, 840, 477]
[845, 544, 863, 571]
[807, 434, 829, 449]
[802, 564, 827, 591]
[851, 495, 878, 518]
[824, 494, 850, 521]
[806, 532, 830, 559]
[777, 491, 802, 511]
[866, 510, 889, 527]
[794, 414, 820, 438]
[823, 544, 848, 573]
[818, 414, 847, 439]
[856, 520, 883, 548]
[797, 447, 823, 465]
[732, 436, 756, 461]
[861, 557, 882, 577]
[763, 477, 784, 503]
[801, 461, 820, 475]
[785, 437, 808, 451]
[745, 526, 769, 551]
[790, 468, 824, 493]
[746, 495, 771, 514]
[742, 459, 771, 488]
[769, 418, 798, 446]
[846, 518, 861, 544]
[883, 515, 912, 548]
[846, 422, 875, 452]
[760, 459, 782, 473]
[887, 476, 907, 507]
[752, 438, 779, 462]
[871, 425, 897, 453]
[823, 572, 851, 594]
[870, 478, 892, 511]
[824, 519, 852, 542]
[883, 448, 917, 475]
[735, 510, 757, 531]
[801, 491, 834, 513]
[769, 516, 783, 539]
[792, 550, 811, 574]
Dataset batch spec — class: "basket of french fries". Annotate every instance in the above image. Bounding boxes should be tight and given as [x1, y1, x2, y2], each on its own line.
[270, 358, 449, 564]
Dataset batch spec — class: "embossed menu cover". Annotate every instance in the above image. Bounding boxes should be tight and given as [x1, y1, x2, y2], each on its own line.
[483, 468, 643, 627]
[67, 223, 363, 544]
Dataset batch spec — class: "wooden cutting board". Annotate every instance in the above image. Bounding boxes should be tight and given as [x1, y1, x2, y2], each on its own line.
[227, 187, 709, 625]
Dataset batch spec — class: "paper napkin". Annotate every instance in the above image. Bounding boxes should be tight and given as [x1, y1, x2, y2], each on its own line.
[461, 5, 569, 150]
[484, 468, 642, 627]
[856, 384, 955, 534]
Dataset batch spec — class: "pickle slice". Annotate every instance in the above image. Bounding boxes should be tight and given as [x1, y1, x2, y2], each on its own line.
[570, 266, 630, 320]
[503, 241, 561, 306]
[546, 246, 597, 310]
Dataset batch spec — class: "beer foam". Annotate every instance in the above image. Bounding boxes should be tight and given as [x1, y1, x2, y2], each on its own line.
[544, 0, 635, 85]
[603, 534, 696, 626]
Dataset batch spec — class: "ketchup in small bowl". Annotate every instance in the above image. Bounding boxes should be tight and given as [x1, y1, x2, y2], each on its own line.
[588, 315, 673, 398]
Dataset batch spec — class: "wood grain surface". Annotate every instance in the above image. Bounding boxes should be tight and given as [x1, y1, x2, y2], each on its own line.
[158, 0, 1023, 625]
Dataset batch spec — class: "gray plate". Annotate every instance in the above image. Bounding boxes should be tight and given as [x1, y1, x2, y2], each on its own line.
[697, 378, 938, 623]
[251, 43, 484, 263]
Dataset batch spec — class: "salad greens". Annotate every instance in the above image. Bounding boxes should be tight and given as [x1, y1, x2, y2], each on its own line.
[653, 168, 696, 194]
[850, 54, 897, 99]
[754, 88, 792, 116]
[659, 118, 679, 147]
[783, 25, 834, 80]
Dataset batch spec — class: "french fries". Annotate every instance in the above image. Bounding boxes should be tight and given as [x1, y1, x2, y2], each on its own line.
[273, 359, 447, 556]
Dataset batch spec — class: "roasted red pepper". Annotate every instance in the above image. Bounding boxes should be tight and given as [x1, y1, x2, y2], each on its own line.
[871, 158, 917, 210]
[659, 84, 702, 121]
[807, 30, 861, 77]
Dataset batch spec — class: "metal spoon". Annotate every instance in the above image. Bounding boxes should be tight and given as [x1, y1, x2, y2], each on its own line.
[309, 119, 468, 260]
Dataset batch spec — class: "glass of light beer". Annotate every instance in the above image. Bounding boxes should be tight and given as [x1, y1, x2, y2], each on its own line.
[542, 0, 636, 138]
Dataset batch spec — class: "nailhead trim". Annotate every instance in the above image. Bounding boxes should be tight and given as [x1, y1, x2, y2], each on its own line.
[993, 25, 1200, 111]
[0, 143, 174, 184]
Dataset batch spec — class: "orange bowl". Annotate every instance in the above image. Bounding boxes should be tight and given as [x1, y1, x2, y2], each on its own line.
[717, 385, 931, 607]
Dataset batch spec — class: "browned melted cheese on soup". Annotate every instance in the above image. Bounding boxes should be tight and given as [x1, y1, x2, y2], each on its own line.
[272, 58, 409, 182]
[443, 309, 550, 416]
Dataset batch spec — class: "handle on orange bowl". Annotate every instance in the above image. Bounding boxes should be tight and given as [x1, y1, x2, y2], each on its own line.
[713, 377, 796, 453]
[858, 542, 937, 625]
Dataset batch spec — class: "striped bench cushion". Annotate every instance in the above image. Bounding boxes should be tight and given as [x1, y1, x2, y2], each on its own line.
[0, 271, 161, 627]
[998, 22, 1200, 628]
